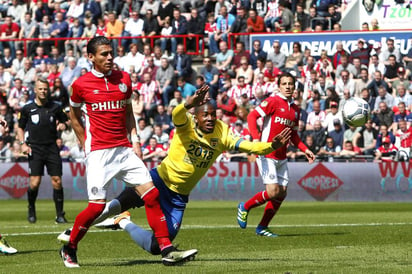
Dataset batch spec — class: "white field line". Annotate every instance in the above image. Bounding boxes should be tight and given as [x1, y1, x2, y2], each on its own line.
[1, 222, 412, 237]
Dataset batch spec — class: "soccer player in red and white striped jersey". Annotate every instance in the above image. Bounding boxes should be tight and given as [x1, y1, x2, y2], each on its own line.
[237, 72, 315, 237]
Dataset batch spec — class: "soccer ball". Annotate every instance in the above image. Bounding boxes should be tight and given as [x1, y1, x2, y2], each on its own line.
[342, 97, 370, 127]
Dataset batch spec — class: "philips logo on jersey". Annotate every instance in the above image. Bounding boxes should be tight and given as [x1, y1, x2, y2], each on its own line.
[91, 100, 127, 111]
[274, 116, 295, 127]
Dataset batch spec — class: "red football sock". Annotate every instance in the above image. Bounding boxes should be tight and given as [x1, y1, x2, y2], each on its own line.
[258, 197, 285, 228]
[68, 202, 105, 249]
[244, 191, 270, 211]
[142, 187, 171, 251]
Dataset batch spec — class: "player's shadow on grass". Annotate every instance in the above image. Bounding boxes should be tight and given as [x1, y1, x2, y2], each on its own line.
[86, 259, 191, 267]
[280, 231, 348, 237]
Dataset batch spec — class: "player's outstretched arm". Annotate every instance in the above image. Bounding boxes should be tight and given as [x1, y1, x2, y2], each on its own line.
[237, 128, 292, 155]
[184, 85, 210, 109]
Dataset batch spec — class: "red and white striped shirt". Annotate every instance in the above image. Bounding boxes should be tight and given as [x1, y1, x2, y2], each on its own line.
[140, 80, 161, 106]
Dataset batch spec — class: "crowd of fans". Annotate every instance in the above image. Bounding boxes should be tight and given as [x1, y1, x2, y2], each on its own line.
[0, 0, 411, 164]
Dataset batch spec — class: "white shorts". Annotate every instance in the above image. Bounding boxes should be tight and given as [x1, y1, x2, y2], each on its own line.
[256, 157, 289, 186]
[85, 146, 152, 200]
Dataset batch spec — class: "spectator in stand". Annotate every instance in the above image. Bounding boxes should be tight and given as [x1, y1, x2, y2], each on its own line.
[329, 118, 344, 148]
[340, 140, 361, 158]
[352, 119, 378, 156]
[156, 57, 175, 106]
[336, 54, 356, 80]
[214, 0, 233, 17]
[83, 0, 101, 24]
[324, 87, 340, 109]
[311, 0, 338, 17]
[250, 40, 267, 70]
[60, 57, 81, 89]
[137, 118, 153, 147]
[229, 6, 248, 50]
[217, 88, 237, 120]
[376, 124, 395, 149]
[157, 0, 175, 28]
[392, 67, 410, 92]
[267, 40, 285, 70]
[216, 40, 235, 74]
[16, 59, 36, 89]
[368, 54, 386, 79]
[285, 42, 303, 74]
[394, 85, 412, 108]
[367, 71, 389, 97]
[394, 119, 412, 160]
[48, 46, 65, 71]
[374, 86, 394, 112]
[228, 76, 252, 107]
[403, 38, 412, 75]
[0, 65, 11, 97]
[168, 90, 186, 109]
[32, 46, 50, 69]
[274, 1, 293, 32]
[306, 100, 326, 130]
[18, 12, 37, 56]
[264, 0, 280, 32]
[142, 9, 160, 45]
[295, 4, 310, 31]
[359, 88, 374, 112]
[152, 124, 170, 146]
[106, 11, 124, 56]
[1, 48, 13, 74]
[66, 0, 84, 21]
[317, 136, 341, 161]
[140, 56, 158, 83]
[251, 0, 268, 18]
[236, 57, 254, 85]
[332, 41, 350, 69]
[325, 4, 341, 30]
[33, 1, 51, 23]
[57, 137, 71, 162]
[177, 76, 196, 100]
[170, 8, 188, 55]
[154, 104, 172, 131]
[69, 139, 85, 163]
[232, 41, 251, 72]
[384, 55, 402, 89]
[143, 137, 167, 162]
[392, 101, 412, 130]
[374, 136, 398, 161]
[370, 18, 379, 30]
[263, 59, 280, 84]
[306, 120, 327, 148]
[141, 72, 162, 119]
[380, 38, 401, 65]
[50, 12, 69, 55]
[344, 125, 361, 144]
[253, 57, 266, 83]
[323, 101, 343, 132]
[247, 8, 265, 33]
[140, 0, 159, 16]
[122, 11, 144, 52]
[187, 8, 205, 52]
[350, 39, 371, 67]
[172, 44, 193, 81]
[65, 18, 84, 56]
[336, 69, 355, 97]
[51, 1, 67, 22]
[209, 5, 235, 57]
[199, 57, 219, 100]
[78, 17, 97, 52]
[354, 68, 370, 97]
[95, 17, 107, 37]
[50, 78, 69, 107]
[113, 45, 127, 71]
[123, 43, 144, 74]
[0, 15, 19, 59]
[352, 57, 368, 79]
[373, 101, 394, 129]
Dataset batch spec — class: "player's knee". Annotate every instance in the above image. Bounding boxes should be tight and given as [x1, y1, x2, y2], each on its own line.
[51, 176, 62, 188]
[141, 187, 160, 208]
[116, 187, 144, 211]
[87, 202, 106, 218]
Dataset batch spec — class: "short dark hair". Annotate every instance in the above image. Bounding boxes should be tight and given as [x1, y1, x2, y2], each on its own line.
[87, 36, 111, 55]
[277, 72, 296, 86]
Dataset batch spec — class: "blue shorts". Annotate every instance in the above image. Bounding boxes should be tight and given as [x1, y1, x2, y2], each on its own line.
[150, 168, 188, 240]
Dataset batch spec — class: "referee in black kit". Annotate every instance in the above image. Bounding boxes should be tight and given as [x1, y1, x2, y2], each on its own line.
[17, 78, 69, 224]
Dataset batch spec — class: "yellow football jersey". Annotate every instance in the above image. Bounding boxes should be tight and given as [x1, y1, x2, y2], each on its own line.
[157, 104, 274, 195]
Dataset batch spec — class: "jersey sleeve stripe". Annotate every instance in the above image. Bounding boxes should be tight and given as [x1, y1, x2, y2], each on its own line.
[235, 138, 244, 151]
[256, 106, 266, 117]
[70, 100, 82, 107]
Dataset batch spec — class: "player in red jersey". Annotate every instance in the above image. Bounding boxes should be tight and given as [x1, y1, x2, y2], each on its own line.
[59, 36, 196, 268]
[237, 72, 315, 237]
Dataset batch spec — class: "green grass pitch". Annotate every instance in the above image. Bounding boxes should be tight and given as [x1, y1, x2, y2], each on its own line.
[1, 200, 412, 273]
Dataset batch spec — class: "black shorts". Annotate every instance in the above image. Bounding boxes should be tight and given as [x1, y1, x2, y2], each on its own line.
[28, 143, 62, 176]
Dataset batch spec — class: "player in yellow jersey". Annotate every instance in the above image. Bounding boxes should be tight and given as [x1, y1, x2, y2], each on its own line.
[58, 85, 292, 257]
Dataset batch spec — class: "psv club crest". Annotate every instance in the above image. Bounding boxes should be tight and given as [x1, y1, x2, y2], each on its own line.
[119, 83, 127, 93]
